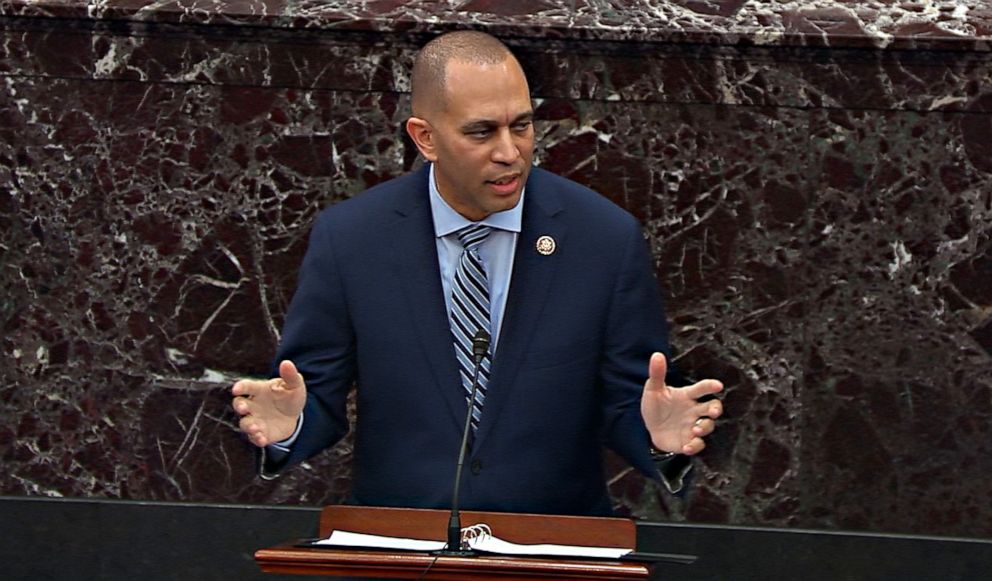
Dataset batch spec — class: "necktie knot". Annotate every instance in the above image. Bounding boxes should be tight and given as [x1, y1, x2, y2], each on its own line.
[457, 224, 492, 252]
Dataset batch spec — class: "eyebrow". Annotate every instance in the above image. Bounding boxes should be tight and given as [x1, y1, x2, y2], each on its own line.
[460, 111, 534, 133]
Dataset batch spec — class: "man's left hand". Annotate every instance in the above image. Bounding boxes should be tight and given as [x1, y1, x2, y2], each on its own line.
[640, 352, 724, 455]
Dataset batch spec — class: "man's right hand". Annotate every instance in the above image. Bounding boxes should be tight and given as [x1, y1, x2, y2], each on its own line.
[231, 360, 308, 447]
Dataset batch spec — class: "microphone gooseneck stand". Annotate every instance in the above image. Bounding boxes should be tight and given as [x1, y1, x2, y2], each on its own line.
[432, 329, 490, 557]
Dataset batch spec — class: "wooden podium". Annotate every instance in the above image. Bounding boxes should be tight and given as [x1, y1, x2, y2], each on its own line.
[255, 505, 650, 579]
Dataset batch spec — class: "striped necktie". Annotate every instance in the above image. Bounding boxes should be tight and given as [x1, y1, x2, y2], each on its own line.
[450, 224, 493, 432]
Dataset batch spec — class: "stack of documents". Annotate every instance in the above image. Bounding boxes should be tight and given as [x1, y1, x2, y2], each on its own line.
[315, 527, 631, 559]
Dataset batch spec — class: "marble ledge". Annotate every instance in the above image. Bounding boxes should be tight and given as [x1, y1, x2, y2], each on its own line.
[0, 0, 990, 53]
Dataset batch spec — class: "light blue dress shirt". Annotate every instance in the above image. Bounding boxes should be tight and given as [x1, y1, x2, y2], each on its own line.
[272, 165, 523, 451]
[428, 163, 522, 352]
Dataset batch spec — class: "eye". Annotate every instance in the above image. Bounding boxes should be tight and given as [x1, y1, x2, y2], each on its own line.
[513, 121, 532, 132]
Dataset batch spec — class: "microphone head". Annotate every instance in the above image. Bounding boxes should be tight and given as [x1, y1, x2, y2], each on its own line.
[472, 330, 491, 361]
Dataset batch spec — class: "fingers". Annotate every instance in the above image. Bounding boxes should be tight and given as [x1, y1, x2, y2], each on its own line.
[231, 360, 303, 400]
[684, 411, 720, 455]
[685, 378, 724, 401]
[231, 364, 305, 447]
[692, 417, 717, 437]
[684, 415, 715, 455]
[231, 378, 265, 416]
[682, 436, 707, 456]
[238, 416, 270, 448]
[232, 394, 252, 416]
[694, 396, 723, 420]
[231, 378, 256, 398]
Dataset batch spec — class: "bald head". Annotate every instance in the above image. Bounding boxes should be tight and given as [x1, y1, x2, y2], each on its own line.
[410, 30, 524, 117]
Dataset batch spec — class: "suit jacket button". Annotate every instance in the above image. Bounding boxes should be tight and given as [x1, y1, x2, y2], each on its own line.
[471, 459, 483, 475]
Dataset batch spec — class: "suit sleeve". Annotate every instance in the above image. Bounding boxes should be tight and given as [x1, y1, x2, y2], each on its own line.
[258, 211, 357, 478]
[598, 217, 690, 490]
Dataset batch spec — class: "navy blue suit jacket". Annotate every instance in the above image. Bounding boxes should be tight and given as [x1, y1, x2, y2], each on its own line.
[272, 165, 672, 516]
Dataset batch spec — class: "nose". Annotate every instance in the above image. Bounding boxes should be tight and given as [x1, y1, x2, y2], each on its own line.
[491, 128, 520, 165]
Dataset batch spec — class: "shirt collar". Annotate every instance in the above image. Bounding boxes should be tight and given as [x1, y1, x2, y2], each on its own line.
[428, 163, 524, 238]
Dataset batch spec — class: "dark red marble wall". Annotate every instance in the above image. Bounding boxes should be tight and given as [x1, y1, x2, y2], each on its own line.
[1, 1, 990, 538]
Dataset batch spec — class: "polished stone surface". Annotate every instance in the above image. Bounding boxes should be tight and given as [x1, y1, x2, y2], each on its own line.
[2, 1, 990, 50]
[1, 1, 990, 538]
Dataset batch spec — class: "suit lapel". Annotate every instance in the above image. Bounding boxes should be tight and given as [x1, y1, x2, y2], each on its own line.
[388, 168, 466, 431]
[473, 181, 565, 450]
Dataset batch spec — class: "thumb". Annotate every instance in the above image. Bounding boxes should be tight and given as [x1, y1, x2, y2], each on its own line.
[278, 360, 305, 391]
[646, 352, 668, 389]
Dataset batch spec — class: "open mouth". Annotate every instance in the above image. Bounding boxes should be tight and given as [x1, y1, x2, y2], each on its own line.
[488, 174, 520, 193]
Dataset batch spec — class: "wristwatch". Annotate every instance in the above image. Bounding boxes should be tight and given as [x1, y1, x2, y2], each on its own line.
[649, 445, 677, 461]
[649, 445, 690, 494]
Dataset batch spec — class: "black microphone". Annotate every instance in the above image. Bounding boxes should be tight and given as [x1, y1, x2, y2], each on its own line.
[433, 329, 490, 557]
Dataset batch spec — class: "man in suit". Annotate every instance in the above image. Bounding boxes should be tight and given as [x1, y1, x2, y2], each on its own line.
[231, 30, 723, 516]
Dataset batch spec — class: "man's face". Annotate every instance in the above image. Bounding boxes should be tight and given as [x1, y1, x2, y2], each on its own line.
[415, 58, 535, 221]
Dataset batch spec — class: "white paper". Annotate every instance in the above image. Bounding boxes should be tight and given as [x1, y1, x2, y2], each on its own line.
[315, 529, 631, 559]
[315, 530, 445, 552]
[470, 535, 630, 559]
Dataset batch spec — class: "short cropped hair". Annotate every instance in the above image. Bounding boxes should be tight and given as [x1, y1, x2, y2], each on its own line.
[410, 30, 518, 116]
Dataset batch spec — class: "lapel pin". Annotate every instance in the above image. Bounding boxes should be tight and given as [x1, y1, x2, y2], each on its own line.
[535, 235, 556, 256]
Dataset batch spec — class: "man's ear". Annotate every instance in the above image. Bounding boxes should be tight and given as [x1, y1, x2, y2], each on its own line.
[405, 117, 438, 162]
